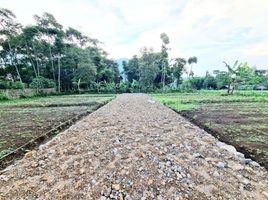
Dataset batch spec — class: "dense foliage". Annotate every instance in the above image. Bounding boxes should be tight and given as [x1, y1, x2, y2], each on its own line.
[0, 8, 120, 92]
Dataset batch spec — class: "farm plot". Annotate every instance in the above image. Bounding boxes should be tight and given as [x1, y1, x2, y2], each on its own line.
[0, 94, 114, 158]
[153, 91, 268, 168]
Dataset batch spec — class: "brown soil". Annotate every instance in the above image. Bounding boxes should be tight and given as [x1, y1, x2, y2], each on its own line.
[180, 104, 268, 169]
[0, 94, 267, 199]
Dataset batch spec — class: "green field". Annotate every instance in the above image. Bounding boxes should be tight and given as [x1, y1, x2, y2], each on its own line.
[0, 94, 114, 158]
[152, 90, 268, 168]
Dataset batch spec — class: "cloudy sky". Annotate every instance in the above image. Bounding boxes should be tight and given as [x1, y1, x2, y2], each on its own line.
[1, 0, 267, 75]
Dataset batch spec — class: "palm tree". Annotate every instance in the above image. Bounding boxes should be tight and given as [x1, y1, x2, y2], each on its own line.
[188, 56, 198, 77]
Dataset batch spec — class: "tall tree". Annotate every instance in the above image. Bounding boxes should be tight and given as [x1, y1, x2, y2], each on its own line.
[123, 55, 140, 83]
[34, 12, 63, 82]
[139, 47, 160, 91]
[0, 8, 23, 86]
[172, 58, 187, 87]
[188, 56, 198, 77]
[160, 33, 170, 90]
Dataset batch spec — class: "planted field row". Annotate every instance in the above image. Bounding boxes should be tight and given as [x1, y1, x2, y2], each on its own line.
[153, 91, 268, 169]
[0, 94, 114, 160]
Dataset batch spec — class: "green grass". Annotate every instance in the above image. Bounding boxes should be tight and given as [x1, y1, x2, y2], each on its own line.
[152, 90, 268, 111]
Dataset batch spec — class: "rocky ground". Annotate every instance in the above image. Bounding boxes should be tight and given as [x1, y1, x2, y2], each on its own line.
[0, 94, 267, 200]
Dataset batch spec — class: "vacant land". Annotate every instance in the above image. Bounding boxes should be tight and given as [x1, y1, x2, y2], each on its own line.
[0, 94, 114, 158]
[153, 91, 268, 168]
[1, 94, 268, 199]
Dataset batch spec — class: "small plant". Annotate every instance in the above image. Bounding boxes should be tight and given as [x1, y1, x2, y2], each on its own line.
[11, 81, 25, 89]
[0, 93, 9, 101]
[0, 148, 14, 158]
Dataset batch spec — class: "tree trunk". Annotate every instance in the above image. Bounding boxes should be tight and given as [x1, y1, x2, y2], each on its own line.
[230, 81, 236, 95]
[49, 45, 56, 81]
[7, 40, 24, 87]
[32, 44, 40, 76]
[25, 42, 38, 78]
[227, 82, 231, 94]
[189, 64, 192, 77]
[58, 57, 60, 93]
[162, 60, 165, 92]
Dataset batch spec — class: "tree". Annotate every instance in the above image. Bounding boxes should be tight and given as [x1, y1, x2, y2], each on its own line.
[160, 33, 170, 90]
[73, 62, 96, 90]
[20, 25, 41, 78]
[189, 77, 205, 90]
[172, 58, 187, 87]
[34, 12, 64, 82]
[223, 60, 251, 94]
[203, 74, 217, 89]
[188, 56, 198, 77]
[0, 8, 24, 86]
[139, 48, 160, 91]
[123, 55, 139, 83]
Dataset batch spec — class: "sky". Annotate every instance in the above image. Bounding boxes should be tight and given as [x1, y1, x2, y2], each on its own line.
[1, 0, 267, 75]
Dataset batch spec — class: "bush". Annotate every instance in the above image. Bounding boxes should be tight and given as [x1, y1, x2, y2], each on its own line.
[0, 80, 9, 89]
[99, 82, 116, 93]
[118, 81, 128, 93]
[189, 77, 205, 90]
[30, 76, 56, 89]
[203, 76, 217, 89]
[180, 80, 195, 92]
[0, 93, 9, 101]
[11, 81, 25, 89]
[130, 80, 139, 93]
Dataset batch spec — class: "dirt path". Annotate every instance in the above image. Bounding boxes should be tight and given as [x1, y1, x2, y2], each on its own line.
[0, 94, 267, 200]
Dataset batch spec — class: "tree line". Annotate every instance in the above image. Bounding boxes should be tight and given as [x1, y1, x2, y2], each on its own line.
[122, 33, 198, 92]
[0, 8, 120, 92]
[1, 8, 267, 94]
[123, 34, 267, 93]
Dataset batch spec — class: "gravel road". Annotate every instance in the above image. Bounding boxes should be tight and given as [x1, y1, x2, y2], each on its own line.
[0, 94, 267, 200]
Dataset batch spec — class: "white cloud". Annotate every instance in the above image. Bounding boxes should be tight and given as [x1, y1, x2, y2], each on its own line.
[1, 0, 267, 75]
[242, 40, 268, 57]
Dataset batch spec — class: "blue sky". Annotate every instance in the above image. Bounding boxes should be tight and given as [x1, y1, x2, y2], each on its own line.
[1, 0, 267, 75]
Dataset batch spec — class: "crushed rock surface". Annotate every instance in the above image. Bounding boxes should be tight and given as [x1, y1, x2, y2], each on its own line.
[0, 94, 268, 200]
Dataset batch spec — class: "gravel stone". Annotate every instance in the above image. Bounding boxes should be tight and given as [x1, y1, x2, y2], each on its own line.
[216, 162, 225, 169]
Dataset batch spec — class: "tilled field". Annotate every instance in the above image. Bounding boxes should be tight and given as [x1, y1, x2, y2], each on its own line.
[180, 102, 268, 169]
[0, 94, 267, 199]
[0, 94, 113, 158]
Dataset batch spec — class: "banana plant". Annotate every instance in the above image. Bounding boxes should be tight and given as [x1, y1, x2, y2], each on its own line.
[223, 60, 248, 94]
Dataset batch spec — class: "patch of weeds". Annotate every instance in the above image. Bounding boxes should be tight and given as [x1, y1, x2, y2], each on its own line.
[204, 122, 212, 128]
[0, 148, 14, 158]
[0, 140, 7, 148]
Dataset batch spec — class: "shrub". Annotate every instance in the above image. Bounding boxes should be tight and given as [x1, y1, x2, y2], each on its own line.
[30, 76, 56, 89]
[118, 81, 128, 93]
[0, 80, 9, 89]
[180, 80, 195, 92]
[99, 82, 116, 93]
[11, 81, 25, 89]
[203, 76, 217, 89]
[0, 93, 9, 101]
[189, 77, 205, 90]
